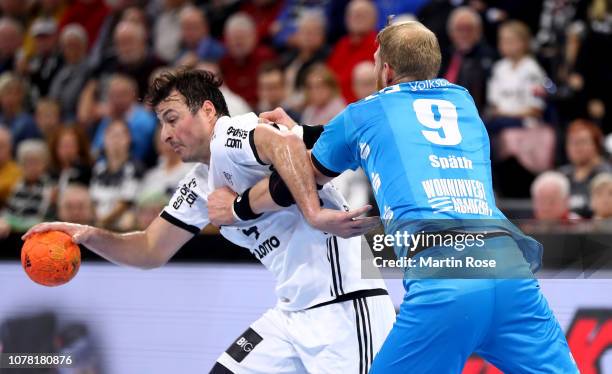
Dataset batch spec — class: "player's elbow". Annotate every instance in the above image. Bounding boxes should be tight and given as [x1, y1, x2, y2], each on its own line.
[136, 257, 168, 270]
[280, 131, 306, 153]
[136, 248, 171, 270]
[262, 131, 305, 164]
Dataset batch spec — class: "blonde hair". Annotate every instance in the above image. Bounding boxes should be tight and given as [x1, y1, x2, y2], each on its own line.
[16, 140, 49, 166]
[305, 63, 340, 94]
[590, 173, 612, 194]
[499, 20, 532, 55]
[376, 21, 441, 81]
[589, 0, 610, 21]
[0, 72, 25, 95]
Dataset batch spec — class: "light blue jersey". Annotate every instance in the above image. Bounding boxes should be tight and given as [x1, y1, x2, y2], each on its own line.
[312, 79, 542, 271]
[312, 79, 578, 374]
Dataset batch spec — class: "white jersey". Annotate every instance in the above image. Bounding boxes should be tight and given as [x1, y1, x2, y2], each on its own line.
[161, 112, 386, 311]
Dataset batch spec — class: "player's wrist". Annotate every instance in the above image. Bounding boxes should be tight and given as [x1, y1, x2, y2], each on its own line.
[302, 205, 323, 226]
[232, 187, 263, 221]
[290, 124, 304, 139]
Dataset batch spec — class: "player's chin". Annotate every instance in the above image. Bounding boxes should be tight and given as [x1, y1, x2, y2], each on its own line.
[180, 153, 197, 163]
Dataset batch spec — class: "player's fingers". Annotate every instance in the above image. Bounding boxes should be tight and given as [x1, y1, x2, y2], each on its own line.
[354, 215, 380, 224]
[346, 205, 372, 220]
[258, 109, 278, 122]
[21, 223, 56, 240]
[353, 216, 381, 230]
[349, 217, 380, 235]
[259, 107, 295, 126]
[72, 232, 85, 244]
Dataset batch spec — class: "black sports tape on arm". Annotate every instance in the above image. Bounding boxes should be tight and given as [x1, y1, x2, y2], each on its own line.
[301, 125, 324, 149]
[233, 187, 263, 221]
[268, 170, 296, 207]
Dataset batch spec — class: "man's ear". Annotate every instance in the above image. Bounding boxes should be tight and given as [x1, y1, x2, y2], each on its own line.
[201, 100, 217, 119]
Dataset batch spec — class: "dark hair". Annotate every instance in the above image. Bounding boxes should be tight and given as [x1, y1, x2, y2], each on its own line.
[567, 119, 605, 155]
[146, 69, 229, 117]
[48, 125, 92, 170]
[258, 62, 284, 77]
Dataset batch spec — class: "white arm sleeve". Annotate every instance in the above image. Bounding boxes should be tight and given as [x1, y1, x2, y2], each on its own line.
[160, 165, 210, 234]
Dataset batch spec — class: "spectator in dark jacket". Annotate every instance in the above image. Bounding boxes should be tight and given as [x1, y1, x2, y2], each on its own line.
[0, 17, 23, 74]
[440, 6, 496, 112]
[0, 73, 41, 148]
[48, 23, 90, 120]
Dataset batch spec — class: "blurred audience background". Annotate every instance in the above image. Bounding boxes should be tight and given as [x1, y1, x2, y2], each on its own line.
[0, 0, 611, 238]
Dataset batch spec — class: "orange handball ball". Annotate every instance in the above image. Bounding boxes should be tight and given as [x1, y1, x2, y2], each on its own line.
[21, 231, 81, 287]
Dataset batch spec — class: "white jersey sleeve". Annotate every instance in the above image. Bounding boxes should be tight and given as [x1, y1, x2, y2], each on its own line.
[160, 164, 210, 234]
[209, 113, 274, 194]
[207, 114, 386, 311]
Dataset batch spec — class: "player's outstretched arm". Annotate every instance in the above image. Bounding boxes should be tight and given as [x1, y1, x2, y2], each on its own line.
[208, 178, 379, 238]
[22, 217, 194, 269]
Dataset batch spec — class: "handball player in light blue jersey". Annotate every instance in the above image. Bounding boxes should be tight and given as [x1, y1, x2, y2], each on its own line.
[257, 21, 579, 374]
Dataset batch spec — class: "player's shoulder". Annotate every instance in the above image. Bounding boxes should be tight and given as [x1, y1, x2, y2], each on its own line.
[214, 112, 258, 135]
[179, 163, 209, 187]
[211, 112, 257, 151]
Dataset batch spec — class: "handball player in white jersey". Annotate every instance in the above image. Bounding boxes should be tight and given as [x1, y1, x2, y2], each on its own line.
[24, 70, 395, 374]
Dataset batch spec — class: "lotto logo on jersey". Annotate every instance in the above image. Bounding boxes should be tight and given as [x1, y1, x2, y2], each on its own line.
[226, 327, 263, 363]
[253, 236, 280, 260]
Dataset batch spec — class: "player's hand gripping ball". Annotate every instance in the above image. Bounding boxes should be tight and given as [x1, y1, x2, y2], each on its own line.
[21, 231, 81, 286]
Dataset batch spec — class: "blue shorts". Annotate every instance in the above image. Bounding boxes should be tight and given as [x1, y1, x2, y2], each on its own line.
[370, 237, 579, 374]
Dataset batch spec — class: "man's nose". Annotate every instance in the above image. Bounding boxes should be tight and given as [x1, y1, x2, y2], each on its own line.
[160, 124, 172, 143]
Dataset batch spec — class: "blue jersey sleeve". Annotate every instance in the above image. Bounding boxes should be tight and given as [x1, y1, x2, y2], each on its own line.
[311, 110, 359, 176]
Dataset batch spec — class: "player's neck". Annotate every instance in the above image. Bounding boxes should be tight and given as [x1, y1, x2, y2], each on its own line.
[390, 75, 418, 86]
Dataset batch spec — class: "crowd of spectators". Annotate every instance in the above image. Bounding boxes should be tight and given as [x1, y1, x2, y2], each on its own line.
[0, 0, 611, 239]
